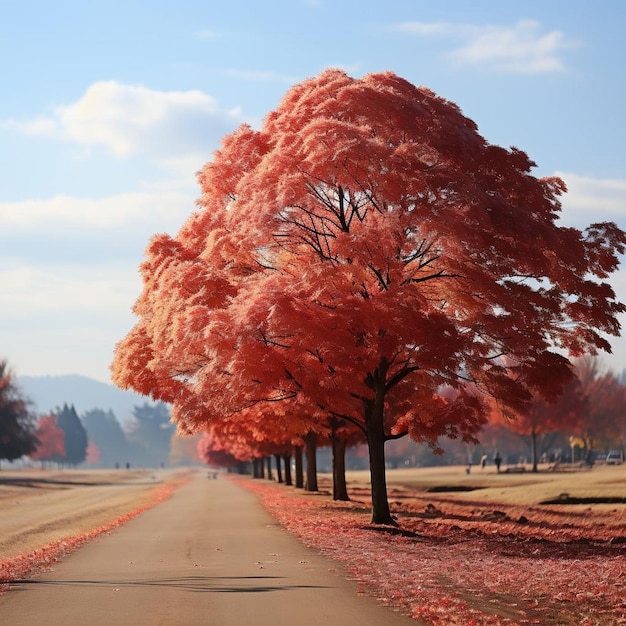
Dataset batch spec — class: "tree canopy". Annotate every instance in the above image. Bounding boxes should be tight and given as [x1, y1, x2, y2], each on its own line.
[571, 356, 626, 455]
[0, 360, 38, 465]
[112, 70, 625, 523]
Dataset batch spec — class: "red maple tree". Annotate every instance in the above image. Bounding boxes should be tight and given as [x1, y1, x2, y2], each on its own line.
[112, 70, 625, 524]
[494, 380, 582, 472]
[197, 432, 240, 468]
[571, 356, 626, 458]
[30, 414, 65, 467]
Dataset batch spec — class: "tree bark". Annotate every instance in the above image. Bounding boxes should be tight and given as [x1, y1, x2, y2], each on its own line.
[265, 456, 273, 481]
[304, 432, 318, 492]
[365, 361, 394, 525]
[332, 432, 349, 501]
[294, 446, 304, 488]
[283, 454, 292, 486]
[274, 454, 283, 483]
[531, 429, 538, 473]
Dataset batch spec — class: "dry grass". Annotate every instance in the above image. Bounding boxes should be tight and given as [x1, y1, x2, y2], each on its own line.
[0, 467, 193, 560]
[341, 462, 626, 507]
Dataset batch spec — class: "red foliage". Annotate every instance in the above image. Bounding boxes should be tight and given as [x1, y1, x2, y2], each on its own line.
[237, 476, 626, 625]
[29, 414, 65, 462]
[572, 356, 626, 451]
[196, 432, 240, 467]
[111, 69, 626, 524]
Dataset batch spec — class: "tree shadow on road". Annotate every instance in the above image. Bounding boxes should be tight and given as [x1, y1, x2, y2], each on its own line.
[9, 575, 331, 593]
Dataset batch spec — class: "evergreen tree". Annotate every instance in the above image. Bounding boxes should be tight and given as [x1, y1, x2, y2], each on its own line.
[54, 403, 88, 466]
[82, 408, 131, 468]
[126, 402, 174, 467]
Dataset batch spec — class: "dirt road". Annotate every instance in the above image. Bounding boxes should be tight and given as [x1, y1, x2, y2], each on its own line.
[0, 472, 416, 625]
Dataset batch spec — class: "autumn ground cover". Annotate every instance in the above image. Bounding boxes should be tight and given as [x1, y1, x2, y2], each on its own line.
[235, 464, 626, 626]
[0, 467, 191, 590]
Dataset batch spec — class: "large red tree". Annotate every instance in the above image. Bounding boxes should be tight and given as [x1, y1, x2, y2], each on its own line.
[112, 70, 625, 524]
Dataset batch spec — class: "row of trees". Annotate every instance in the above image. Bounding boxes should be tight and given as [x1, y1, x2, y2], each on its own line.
[81, 403, 175, 468]
[195, 356, 626, 478]
[0, 359, 188, 468]
[112, 70, 626, 524]
[498, 356, 626, 471]
[30, 404, 88, 466]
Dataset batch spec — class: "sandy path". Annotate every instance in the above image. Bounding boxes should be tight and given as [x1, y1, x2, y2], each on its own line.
[0, 473, 417, 625]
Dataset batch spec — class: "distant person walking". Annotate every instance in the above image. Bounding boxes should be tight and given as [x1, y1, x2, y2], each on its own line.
[494, 452, 502, 473]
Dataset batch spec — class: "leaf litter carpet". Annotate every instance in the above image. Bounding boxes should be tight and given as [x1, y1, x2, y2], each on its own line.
[235, 475, 626, 626]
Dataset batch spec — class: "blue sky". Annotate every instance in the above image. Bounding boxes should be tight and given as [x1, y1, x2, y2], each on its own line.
[1, 0, 625, 384]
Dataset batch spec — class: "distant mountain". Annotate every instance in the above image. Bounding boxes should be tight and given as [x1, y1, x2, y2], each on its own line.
[17, 374, 150, 422]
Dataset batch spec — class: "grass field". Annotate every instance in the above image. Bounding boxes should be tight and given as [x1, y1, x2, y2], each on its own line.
[2, 462, 624, 560]
[0, 467, 191, 560]
[352, 462, 626, 506]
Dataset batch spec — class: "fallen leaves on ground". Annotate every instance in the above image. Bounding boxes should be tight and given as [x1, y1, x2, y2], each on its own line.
[235, 475, 626, 626]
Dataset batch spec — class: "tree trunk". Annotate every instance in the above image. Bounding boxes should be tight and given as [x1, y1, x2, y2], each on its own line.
[304, 432, 318, 492]
[332, 433, 349, 501]
[274, 454, 283, 483]
[294, 446, 304, 488]
[531, 429, 538, 473]
[365, 364, 394, 525]
[283, 454, 292, 486]
[265, 456, 273, 481]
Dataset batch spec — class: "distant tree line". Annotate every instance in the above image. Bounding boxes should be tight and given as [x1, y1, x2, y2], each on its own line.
[0, 358, 196, 469]
[2, 354, 624, 475]
[81, 402, 175, 468]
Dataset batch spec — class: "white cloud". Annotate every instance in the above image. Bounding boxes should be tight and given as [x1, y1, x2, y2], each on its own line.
[0, 190, 193, 232]
[0, 263, 141, 382]
[0, 264, 138, 314]
[392, 19, 574, 74]
[556, 172, 626, 228]
[3, 81, 244, 164]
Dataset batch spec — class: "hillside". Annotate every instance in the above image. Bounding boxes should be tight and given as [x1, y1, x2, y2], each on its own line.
[17, 374, 150, 422]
